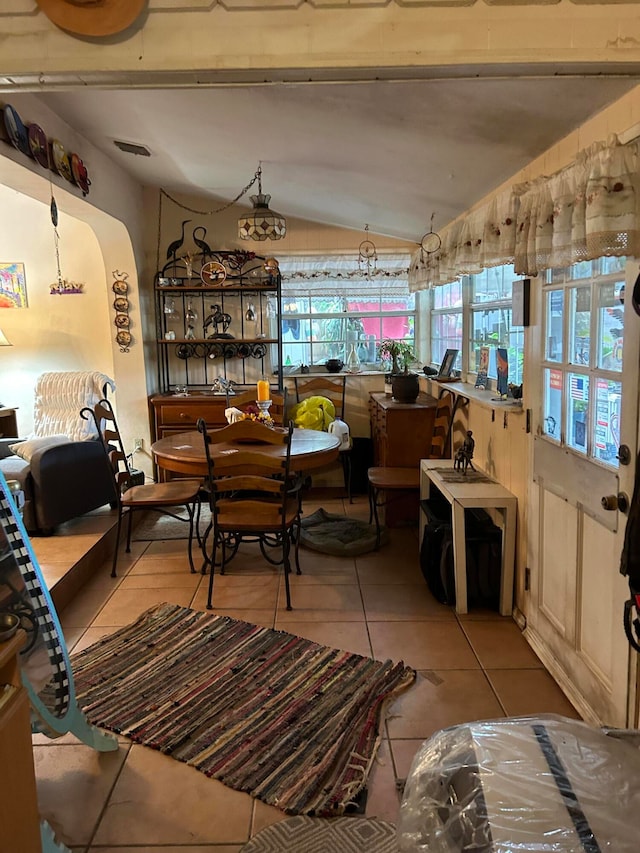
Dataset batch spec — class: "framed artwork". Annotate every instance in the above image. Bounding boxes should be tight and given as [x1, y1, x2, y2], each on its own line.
[475, 346, 490, 389]
[0, 262, 28, 308]
[497, 347, 509, 397]
[438, 348, 459, 378]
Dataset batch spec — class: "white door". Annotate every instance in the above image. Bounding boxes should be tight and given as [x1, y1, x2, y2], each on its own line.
[525, 258, 639, 727]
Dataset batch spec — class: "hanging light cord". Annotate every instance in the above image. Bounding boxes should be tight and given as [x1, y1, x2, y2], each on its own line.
[159, 165, 262, 216]
[156, 164, 264, 271]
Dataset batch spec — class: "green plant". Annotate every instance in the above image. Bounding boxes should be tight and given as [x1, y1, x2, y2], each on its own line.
[377, 338, 416, 374]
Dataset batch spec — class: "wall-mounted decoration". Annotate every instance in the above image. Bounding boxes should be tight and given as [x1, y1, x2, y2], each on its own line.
[50, 279, 84, 295]
[112, 271, 132, 352]
[1, 102, 91, 196]
[0, 262, 28, 308]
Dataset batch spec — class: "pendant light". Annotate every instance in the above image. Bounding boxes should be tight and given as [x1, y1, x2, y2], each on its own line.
[238, 164, 287, 242]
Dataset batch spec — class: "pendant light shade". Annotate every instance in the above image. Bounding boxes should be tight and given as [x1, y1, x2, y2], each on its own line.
[238, 165, 286, 241]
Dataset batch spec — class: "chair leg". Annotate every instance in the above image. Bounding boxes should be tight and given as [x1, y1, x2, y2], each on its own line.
[186, 500, 197, 574]
[341, 451, 353, 504]
[282, 532, 293, 611]
[206, 533, 218, 610]
[293, 519, 302, 575]
[125, 507, 134, 553]
[369, 484, 383, 550]
[111, 507, 124, 578]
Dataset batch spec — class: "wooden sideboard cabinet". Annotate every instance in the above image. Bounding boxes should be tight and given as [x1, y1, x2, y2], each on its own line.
[369, 391, 438, 526]
[0, 630, 43, 852]
[149, 393, 230, 479]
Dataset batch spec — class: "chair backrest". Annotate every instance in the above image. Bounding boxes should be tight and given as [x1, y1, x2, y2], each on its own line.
[428, 390, 455, 459]
[293, 376, 347, 420]
[81, 398, 131, 493]
[33, 371, 116, 441]
[197, 418, 294, 527]
[226, 389, 287, 425]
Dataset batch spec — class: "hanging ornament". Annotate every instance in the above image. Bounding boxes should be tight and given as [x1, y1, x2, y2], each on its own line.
[358, 224, 378, 278]
[420, 212, 442, 261]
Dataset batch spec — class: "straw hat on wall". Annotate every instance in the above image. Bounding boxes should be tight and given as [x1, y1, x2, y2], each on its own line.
[36, 0, 146, 37]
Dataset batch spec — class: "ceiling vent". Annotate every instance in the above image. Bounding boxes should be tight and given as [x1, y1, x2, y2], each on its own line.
[113, 140, 151, 157]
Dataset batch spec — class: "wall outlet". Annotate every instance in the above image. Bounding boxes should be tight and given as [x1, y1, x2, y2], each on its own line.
[133, 438, 143, 452]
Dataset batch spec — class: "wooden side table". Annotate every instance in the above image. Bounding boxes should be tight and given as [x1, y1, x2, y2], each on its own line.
[0, 630, 43, 852]
[420, 459, 517, 616]
[0, 407, 18, 438]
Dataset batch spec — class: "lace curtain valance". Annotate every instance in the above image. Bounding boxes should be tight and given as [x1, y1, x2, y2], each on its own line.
[278, 253, 411, 298]
[409, 135, 640, 291]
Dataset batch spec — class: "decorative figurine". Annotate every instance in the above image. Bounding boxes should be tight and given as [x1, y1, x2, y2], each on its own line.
[204, 303, 233, 339]
[454, 430, 476, 473]
[166, 219, 192, 263]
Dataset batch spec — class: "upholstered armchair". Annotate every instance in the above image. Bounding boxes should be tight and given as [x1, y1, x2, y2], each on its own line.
[0, 372, 118, 534]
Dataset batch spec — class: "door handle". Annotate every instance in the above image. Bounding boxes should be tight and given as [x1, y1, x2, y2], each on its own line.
[601, 492, 629, 513]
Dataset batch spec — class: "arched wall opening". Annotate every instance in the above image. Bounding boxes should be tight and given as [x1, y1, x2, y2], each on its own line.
[0, 155, 152, 470]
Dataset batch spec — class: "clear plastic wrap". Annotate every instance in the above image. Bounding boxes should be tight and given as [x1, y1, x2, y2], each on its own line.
[398, 714, 640, 852]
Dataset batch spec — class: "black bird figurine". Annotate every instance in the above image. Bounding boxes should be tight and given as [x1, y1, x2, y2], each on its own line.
[166, 219, 191, 261]
[193, 225, 212, 260]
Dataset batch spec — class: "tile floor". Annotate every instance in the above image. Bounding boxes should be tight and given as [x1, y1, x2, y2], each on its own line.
[29, 495, 579, 852]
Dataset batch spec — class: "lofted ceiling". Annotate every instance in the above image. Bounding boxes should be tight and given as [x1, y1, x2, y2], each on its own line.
[34, 75, 640, 242]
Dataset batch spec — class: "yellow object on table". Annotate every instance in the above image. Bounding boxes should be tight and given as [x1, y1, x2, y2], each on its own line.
[257, 379, 271, 402]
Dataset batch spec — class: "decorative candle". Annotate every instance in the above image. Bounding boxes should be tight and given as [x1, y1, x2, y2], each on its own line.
[257, 379, 270, 402]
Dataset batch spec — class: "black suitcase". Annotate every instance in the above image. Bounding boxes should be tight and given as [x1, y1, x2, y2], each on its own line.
[420, 498, 502, 609]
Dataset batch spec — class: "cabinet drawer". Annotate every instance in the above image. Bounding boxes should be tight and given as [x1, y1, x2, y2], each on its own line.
[157, 403, 226, 427]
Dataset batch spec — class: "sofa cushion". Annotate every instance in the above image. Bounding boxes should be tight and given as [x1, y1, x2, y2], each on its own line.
[9, 435, 70, 463]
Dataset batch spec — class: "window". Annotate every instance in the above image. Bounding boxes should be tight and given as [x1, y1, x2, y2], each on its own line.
[278, 254, 416, 368]
[430, 281, 463, 370]
[428, 264, 525, 385]
[541, 257, 625, 468]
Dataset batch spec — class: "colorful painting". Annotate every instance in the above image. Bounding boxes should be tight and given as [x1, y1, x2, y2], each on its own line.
[497, 347, 509, 397]
[0, 263, 28, 308]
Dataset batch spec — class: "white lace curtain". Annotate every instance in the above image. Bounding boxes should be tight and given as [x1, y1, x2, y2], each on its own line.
[278, 253, 411, 298]
[409, 135, 640, 291]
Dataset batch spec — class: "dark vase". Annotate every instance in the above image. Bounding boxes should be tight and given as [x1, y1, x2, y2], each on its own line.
[391, 371, 420, 403]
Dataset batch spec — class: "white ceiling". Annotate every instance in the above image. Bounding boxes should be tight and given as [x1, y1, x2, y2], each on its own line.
[35, 75, 639, 242]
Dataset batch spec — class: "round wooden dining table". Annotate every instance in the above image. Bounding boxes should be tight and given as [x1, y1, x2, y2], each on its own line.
[151, 428, 340, 478]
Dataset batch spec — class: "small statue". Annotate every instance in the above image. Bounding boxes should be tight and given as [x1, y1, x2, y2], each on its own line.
[204, 303, 233, 339]
[454, 430, 475, 473]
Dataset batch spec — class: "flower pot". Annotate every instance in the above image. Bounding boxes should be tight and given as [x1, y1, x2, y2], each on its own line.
[391, 371, 420, 403]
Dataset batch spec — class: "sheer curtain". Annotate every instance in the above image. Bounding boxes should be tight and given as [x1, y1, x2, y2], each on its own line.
[409, 135, 640, 290]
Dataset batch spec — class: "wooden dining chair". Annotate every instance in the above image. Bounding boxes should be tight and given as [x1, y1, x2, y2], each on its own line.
[197, 417, 302, 611]
[81, 399, 202, 578]
[293, 375, 353, 501]
[367, 389, 455, 549]
[226, 388, 287, 425]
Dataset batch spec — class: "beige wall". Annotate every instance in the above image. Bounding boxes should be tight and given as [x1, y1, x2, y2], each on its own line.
[3, 2, 640, 78]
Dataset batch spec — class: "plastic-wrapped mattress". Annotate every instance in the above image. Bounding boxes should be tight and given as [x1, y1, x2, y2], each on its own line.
[398, 714, 640, 852]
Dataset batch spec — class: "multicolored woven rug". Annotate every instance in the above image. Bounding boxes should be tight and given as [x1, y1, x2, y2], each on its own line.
[69, 602, 415, 816]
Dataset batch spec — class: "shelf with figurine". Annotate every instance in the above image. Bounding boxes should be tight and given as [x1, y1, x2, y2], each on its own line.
[154, 224, 283, 394]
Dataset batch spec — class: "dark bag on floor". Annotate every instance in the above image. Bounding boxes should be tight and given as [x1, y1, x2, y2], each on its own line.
[420, 499, 502, 609]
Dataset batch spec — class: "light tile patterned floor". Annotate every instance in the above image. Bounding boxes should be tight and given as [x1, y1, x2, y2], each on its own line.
[30, 496, 579, 852]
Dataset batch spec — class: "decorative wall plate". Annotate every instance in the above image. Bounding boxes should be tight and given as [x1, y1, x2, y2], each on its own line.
[70, 152, 91, 194]
[28, 123, 49, 168]
[115, 313, 130, 328]
[116, 330, 132, 347]
[112, 279, 128, 295]
[51, 139, 73, 182]
[113, 296, 128, 312]
[4, 105, 30, 157]
[201, 261, 227, 286]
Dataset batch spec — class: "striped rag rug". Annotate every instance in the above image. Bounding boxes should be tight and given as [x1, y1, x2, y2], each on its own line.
[69, 602, 416, 816]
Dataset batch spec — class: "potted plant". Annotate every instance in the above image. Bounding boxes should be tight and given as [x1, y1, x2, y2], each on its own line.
[377, 338, 420, 402]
